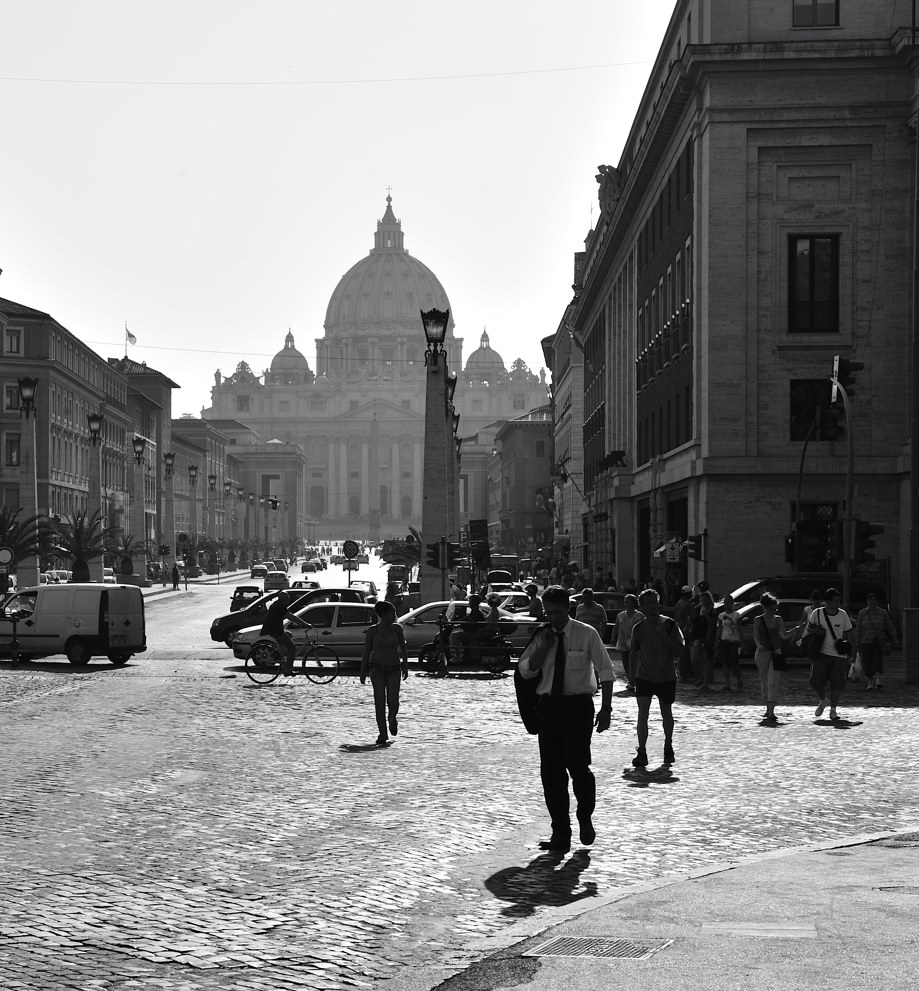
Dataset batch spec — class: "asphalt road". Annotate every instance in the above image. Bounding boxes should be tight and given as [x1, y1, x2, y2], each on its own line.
[1, 566, 917, 990]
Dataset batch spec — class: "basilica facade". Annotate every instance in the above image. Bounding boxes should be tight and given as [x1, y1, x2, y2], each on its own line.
[203, 196, 547, 539]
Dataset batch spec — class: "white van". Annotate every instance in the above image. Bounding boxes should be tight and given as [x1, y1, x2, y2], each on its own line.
[0, 583, 146, 666]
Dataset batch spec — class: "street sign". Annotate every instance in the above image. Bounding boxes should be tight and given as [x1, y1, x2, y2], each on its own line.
[343, 539, 359, 560]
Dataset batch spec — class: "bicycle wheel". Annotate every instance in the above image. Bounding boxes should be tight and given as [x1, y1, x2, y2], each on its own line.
[302, 644, 340, 684]
[245, 640, 283, 684]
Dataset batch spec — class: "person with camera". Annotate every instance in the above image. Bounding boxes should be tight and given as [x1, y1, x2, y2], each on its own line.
[803, 587, 853, 721]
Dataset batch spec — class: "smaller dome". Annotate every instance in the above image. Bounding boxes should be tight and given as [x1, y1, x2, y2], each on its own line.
[270, 331, 310, 374]
[464, 329, 505, 378]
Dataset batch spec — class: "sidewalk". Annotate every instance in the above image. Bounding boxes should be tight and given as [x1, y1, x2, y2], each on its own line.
[141, 569, 250, 599]
[413, 829, 919, 991]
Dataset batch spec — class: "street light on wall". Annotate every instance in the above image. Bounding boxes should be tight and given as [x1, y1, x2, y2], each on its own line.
[132, 436, 146, 464]
[224, 480, 232, 498]
[451, 410, 460, 435]
[237, 485, 245, 502]
[446, 371, 457, 402]
[164, 451, 175, 478]
[188, 465, 198, 486]
[208, 473, 217, 492]
[17, 377, 38, 417]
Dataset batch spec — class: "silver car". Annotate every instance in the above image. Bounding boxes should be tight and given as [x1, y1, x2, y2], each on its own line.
[231, 601, 377, 665]
[397, 601, 543, 657]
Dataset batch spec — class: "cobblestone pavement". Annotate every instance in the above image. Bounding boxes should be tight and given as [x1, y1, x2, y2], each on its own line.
[1, 586, 917, 990]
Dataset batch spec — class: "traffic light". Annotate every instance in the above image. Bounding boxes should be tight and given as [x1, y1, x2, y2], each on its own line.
[685, 533, 703, 561]
[816, 405, 845, 442]
[445, 542, 460, 569]
[159, 543, 170, 557]
[795, 521, 829, 572]
[854, 520, 884, 564]
[831, 354, 865, 404]
[426, 542, 441, 569]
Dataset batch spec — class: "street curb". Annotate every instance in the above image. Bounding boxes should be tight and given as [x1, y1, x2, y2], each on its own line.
[459, 823, 919, 959]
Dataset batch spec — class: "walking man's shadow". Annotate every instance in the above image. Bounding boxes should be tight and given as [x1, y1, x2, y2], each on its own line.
[484, 850, 597, 918]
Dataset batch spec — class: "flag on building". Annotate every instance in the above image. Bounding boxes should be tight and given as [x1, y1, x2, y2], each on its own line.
[125, 322, 137, 346]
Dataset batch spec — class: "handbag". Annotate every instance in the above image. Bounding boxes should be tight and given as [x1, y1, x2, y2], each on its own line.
[801, 608, 828, 660]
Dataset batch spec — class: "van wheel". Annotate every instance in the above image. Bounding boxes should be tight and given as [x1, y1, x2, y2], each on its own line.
[66, 639, 91, 665]
[107, 654, 130, 667]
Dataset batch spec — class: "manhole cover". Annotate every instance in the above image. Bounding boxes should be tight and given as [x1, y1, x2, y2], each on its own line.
[525, 936, 672, 960]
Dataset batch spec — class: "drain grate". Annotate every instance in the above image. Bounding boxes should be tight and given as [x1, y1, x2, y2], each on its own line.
[525, 936, 672, 960]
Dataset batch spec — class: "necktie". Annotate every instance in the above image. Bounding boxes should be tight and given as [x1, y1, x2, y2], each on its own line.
[551, 630, 566, 697]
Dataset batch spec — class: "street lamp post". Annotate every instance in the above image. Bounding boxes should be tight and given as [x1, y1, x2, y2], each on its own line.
[188, 464, 198, 569]
[131, 436, 148, 581]
[420, 308, 452, 603]
[17, 377, 40, 589]
[164, 452, 176, 576]
[207, 473, 217, 544]
[87, 412, 104, 582]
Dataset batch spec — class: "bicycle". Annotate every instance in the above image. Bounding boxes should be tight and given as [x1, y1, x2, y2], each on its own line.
[244, 624, 341, 685]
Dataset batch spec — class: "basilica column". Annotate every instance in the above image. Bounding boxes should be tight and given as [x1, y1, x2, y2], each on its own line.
[361, 440, 370, 517]
[391, 439, 401, 521]
[338, 438, 348, 517]
[412, 439, 423, 524]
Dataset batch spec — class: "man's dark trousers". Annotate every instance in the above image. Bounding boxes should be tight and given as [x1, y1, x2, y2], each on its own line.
[536, 694, 595, 839]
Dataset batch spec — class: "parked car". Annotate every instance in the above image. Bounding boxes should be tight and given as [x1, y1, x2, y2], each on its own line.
[290, 579, 321, 590]
[210, 586, 367, 645]
[264, 571, 291, 591]
[230, 585, 264, 612]
[231, 601, 377, 664]
[250, 564, 268, 579]
[716, 576, 887, 618]
[300, 561, 319, 573]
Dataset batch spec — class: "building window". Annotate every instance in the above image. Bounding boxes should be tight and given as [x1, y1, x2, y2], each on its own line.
[4, 385, 18, 410]
[788, 234, 839, 333]
[237, 395, 250, 412]
[309, 399, 325, 412]
[793, 0, 839, 27]
[4, 329, 21, 355]
[790, 379, 840, 441]
[5, 433, 20, 466]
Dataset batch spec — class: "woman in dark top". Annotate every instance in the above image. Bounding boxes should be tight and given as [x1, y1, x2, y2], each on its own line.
[688, 591, 717, 689]
[361, 601, 409, 746]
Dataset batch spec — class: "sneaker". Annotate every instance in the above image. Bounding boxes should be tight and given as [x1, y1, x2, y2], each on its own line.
[866, 681, 875, 691]
[764, 713, 778, 724]
[632, 748, 648, 768]
[815, 698, 829, 718]
[829, 711, 840, 721]
[663, 743, 675, 764]
[389, 718, 398, 736]
[375, 734, 388, 746]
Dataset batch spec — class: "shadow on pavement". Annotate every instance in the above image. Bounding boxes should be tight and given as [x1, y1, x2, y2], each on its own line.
[340, 742, 391, 753]
[484, 849, 597, 918]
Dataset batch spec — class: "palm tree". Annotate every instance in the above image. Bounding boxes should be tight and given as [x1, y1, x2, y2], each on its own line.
[0, 507, 46, 589]
[223, 537, 241, 567]
[51, 510, 109, 582]
[106, 529, 146, 576]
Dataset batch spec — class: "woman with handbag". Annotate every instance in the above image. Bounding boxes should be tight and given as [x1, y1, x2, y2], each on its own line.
[753, 592, 803, 723]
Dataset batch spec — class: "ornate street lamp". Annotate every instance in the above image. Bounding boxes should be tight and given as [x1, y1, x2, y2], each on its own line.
[132, 435, 147, 464]
[208, 473, 217, 492]
[421, 307, 449, 366]
[224, 479, 232, 498]
[17, 376, 38, 417]
[87, 412, 104, 446]
[188, 464, 198, 486]
[237, 485, 245, 502]
[452, 410, 460, 435]
[446, 371, 457, 402]
[164, 451, 176, 478]
[259, 495, 266, 508]
[248, 492, 255, 505]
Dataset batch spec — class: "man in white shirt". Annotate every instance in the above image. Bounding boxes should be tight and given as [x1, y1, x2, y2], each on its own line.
[804, 587, 853, 720]
[518, 586, 615, 852]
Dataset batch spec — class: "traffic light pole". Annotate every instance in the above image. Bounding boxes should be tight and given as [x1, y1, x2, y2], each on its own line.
[830, 377, 854, 609]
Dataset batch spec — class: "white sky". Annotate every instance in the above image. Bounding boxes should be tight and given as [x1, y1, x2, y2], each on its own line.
[0, 0, 676, 416]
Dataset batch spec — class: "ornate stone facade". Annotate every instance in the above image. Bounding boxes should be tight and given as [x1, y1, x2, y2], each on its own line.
[203, 197, 547, 538]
